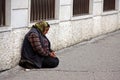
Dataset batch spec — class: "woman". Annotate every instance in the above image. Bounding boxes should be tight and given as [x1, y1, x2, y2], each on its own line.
[19, 21, 59, 69]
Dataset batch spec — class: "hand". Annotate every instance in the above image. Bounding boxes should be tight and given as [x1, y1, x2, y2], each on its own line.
[49, 52, 56, 58]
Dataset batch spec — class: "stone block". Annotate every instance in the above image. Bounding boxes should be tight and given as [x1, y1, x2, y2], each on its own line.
[57, 21, 73, 49]
[94, 0, 103, 2]
[11, 0, 29, 9]
[93, 16, 102, 36]
[60, 0, 71, 5]
[0, 28, 29, 71]
[101, 14, 118, 33]
[0, 32, 12, 70]
[72, 19, 93, 40]
[11, 9, 28, 28]
[118, 13, 120, 26]
[60, 5, 71, 21]
[93, 2, 102, 16]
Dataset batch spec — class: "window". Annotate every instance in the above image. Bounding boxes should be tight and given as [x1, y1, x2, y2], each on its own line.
[0, 0, 5, 26]
[30, 0, 55, 22]
[103, 0, 115, 11]
[73, 0, 89, 16]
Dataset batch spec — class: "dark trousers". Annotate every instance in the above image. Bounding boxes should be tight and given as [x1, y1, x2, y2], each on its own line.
[19, 56, 59, 69]
[42, 57, 59, 68]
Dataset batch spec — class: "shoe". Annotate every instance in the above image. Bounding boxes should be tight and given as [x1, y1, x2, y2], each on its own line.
[24, 69, 30, 71]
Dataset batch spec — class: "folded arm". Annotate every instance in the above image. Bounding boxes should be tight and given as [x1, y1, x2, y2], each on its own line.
[28, 33, 50, 56]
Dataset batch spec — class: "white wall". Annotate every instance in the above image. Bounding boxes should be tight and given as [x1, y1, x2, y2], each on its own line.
[11, 0, 29, 28]
[0, 0, 29, 71]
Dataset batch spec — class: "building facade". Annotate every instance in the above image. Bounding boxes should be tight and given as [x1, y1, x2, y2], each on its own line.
[0, 0, 120, 71]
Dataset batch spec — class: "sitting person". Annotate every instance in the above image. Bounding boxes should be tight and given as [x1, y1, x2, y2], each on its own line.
[19, 21, 59, 69]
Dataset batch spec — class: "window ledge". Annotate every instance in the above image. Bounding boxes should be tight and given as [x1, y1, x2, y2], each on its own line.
[29, 19, 60, 27]
[102, 10, 118, 16]
[71, 14, 93, 21]
[47, 19, 60, 25]
[0, 26, 11, 32]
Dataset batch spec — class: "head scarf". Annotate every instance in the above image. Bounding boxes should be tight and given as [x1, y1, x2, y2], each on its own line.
[34, 21, 49, 34]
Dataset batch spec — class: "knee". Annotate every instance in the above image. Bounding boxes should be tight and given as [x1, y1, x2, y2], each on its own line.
[53, 57, 59, 68]
[42, 57, 59, 68]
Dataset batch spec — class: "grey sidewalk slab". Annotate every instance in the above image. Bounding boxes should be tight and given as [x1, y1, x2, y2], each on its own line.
[0, 70, 94, 80]
[0, 30, 120, 80]
[56, 30, 120, 72]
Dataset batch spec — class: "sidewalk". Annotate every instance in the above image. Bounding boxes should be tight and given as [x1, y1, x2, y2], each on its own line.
[0, 30, 120, 80]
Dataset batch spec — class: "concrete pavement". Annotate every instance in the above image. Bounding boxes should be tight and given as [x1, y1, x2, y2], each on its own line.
[0, 30, 120, 80]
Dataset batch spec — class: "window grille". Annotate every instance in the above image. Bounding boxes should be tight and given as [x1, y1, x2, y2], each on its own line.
[73, 0, 89, 16]
[30, 0, 55, 22]
[0, 0, 5, 26]
[103, 0, 115, 11]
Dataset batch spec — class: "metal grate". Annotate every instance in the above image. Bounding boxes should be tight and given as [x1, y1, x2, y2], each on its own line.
[0, 0, 5, 26]
[103, 0, 115, 11]
[73, 0, 89, 16]
[30, 0, 55, 22]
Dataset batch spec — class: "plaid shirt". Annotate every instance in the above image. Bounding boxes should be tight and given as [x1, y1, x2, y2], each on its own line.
[28, 33, 50, 56]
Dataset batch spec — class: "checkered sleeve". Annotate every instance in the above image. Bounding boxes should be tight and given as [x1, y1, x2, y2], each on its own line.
[28, 33, 49, 56]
